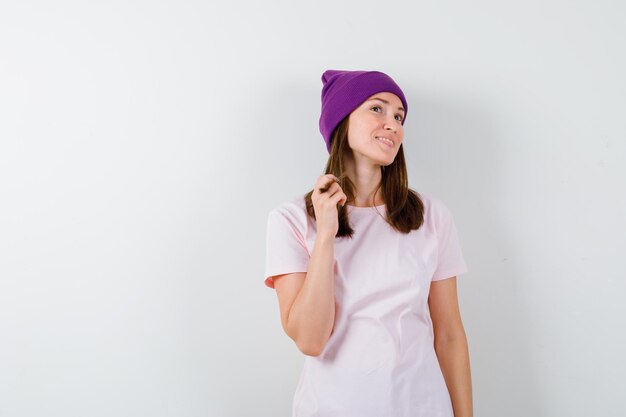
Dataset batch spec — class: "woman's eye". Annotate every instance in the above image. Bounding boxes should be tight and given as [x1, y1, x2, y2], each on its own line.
[372, 106, 403, 122]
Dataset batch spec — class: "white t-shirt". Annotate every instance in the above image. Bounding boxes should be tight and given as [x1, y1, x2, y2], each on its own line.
[264, 192, 468, 417]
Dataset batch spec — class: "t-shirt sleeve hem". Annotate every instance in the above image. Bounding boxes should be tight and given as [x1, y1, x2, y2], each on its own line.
[431, 266, 468, 282]
[264, 264, 309, 289]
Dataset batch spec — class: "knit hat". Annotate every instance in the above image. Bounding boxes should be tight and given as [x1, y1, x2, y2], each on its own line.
[319, 69, 408, 154]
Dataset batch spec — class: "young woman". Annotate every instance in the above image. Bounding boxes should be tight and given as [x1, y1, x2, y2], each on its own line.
[264, 69, 473, 417]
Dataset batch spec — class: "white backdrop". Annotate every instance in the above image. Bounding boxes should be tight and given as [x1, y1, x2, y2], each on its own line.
[1, 1, 625, 416]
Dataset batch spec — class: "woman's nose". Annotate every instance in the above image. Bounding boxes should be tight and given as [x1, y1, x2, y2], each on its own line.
[383, 115, 399, 131]
[384, 121, 397, 132]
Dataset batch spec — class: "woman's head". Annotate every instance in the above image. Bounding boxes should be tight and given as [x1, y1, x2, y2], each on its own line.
[319, 69, 408, 154]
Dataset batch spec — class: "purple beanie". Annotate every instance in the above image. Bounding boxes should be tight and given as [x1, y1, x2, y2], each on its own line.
[319, 69, 408, 154]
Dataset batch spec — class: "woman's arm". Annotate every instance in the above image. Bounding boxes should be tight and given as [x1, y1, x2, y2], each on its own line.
[428, 276, 473, 417]
[273, 233, 336, 356]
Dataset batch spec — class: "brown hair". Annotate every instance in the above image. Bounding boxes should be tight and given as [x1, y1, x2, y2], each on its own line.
[304, 115, 425, 238]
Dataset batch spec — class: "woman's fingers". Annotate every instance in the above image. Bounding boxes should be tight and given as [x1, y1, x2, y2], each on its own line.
[313, 174, 347, 208]
[316, 175, 339, 193]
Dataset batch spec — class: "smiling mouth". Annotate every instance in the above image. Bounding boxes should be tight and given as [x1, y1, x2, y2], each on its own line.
[376, 136, 394, 147]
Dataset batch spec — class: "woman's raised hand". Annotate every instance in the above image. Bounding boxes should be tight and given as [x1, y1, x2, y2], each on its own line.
[312, 174, 347, 239]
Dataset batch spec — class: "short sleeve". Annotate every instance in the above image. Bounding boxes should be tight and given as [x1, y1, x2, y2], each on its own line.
[431, 201, 468, 281]
[264, 208, 310, 289]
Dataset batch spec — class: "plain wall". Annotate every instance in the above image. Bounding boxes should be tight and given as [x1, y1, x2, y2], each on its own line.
[1, 0, 625, 416]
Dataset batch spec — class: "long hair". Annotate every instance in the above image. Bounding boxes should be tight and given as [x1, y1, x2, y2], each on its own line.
[304, 115, 425, 238]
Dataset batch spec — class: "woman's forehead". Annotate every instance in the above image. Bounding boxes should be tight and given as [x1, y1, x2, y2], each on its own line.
[361, 92, 405, 111]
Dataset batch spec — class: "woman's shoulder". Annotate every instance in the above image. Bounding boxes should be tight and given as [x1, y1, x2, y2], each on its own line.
[269, 193, 307, 216]
[413, 190, 455, 222]
[267, 194, 310, 230]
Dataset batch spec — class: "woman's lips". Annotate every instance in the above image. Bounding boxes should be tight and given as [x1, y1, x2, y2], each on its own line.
[376, 136, 394, 148]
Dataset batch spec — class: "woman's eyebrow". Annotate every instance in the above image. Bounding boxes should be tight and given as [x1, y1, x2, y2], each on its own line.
[367, 97, 405, 113]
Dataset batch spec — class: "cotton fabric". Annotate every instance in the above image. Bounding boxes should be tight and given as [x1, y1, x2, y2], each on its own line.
[264, 192, 468, 417]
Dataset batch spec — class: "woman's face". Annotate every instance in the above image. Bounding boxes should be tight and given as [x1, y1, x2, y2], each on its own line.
[346, 91, 405, 167]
